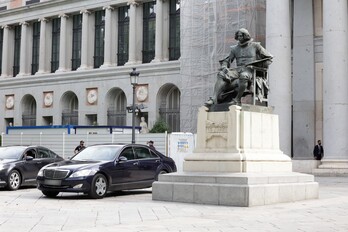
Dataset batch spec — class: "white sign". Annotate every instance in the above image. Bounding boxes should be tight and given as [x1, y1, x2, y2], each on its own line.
[168, 133, 195, 172]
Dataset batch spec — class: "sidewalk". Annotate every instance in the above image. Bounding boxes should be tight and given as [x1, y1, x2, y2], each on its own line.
[0, 177, 347, 232]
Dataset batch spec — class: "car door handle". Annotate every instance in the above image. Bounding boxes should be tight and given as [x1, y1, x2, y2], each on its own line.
[155, 160, 160, 163]
[133, 162, 139, 166]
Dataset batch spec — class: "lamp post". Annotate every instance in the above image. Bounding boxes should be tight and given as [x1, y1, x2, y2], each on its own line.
[129, 68, 139, 144]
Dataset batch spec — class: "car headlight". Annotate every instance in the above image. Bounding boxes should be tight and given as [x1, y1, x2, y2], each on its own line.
[69, 169, 96, 178]
[37, 168, 44, 177]
[0, 164, 8, 171]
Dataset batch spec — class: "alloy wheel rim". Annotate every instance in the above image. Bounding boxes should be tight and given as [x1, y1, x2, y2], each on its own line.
[9, 172, 20, 189]
[95, 177, 106, 196]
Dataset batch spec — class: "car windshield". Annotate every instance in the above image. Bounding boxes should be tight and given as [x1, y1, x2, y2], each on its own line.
[0, 146, 26, 160]
[71, 145, 122, 161]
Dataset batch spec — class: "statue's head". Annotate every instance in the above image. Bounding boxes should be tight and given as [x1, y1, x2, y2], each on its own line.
[234, 28, 251, 41]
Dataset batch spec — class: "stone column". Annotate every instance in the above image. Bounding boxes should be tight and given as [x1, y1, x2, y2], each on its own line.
[292, 0, 315, 159]
[266, 0, 292, 156]
[57, 14, 69, 72]
[126, 0, 139, 65]
[18, 21, 29, 76]
[152, 0, 163, 63]
[1, 25, 11, 78]
[101, 6, 117, 68]
[322, 0, 348, 160]
[78, 10, 91, 70]
[37, 18, 49, 74]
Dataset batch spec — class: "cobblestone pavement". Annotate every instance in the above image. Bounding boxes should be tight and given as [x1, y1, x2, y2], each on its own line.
[0, 177, 347, 232]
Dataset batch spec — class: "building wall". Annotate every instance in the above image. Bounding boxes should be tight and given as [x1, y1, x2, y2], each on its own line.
[0, 0, 182, 133]
[2, 0, 346, 163]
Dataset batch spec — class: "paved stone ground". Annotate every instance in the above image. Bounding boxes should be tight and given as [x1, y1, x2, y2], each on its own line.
[0, 177, 347, 232]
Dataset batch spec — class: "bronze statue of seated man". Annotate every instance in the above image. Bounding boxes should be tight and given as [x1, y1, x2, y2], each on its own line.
[205, 28, 273, 107]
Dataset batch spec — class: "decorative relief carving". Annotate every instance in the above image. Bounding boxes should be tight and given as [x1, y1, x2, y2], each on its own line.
[136, 85, 148, 102]
[43, 92, 53, 107]
[206, 120, 228, 133]
[5, 95, 14, 109]
[206, 134, 227, 141]
[87, 88, 98, 105]
[127, 0, 139, 6]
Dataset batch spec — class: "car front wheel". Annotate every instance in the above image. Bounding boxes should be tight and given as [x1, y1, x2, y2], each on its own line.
[7, 170, 21, 191]
[88, 174, 108, 199]
[42, 190, 59, 198]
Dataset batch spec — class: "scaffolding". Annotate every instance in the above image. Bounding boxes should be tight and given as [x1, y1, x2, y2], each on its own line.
[179, 0, 267, 132]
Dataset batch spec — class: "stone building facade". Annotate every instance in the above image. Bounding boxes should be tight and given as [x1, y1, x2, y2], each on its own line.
[0, 0, 347, 169]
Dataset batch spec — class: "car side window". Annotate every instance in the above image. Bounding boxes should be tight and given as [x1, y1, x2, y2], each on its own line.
[120, 147, 135, 161]
[37, 148, 51, 159]
[134, 147, 158, 159]
[49, 150, 58, 158]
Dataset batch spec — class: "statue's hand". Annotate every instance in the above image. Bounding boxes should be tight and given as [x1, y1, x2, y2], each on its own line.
[219, 67, 231, 82]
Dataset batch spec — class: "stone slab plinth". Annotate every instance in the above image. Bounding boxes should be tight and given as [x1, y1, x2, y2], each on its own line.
[152, 172, 318, 207]
[152, 105, 318, 206]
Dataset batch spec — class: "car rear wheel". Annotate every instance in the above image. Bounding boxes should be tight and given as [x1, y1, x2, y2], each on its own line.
[156, 170, 167, 181]
[7, 170, 21, 191]
[88, 174, 108, 199]
[42, 190, 59, 198]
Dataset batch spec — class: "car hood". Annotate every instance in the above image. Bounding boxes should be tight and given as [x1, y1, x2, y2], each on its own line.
[0, 159, 17, 164]
[44, 160, 105, 171]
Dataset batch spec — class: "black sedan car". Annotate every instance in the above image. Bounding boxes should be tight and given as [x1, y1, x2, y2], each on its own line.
[37, 144, 176, 199]
[0, 145, 64, 190]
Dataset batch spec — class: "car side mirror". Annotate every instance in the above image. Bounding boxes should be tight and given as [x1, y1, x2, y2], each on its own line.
[25, 156, 34, 161]
[117, 156, 128, 163]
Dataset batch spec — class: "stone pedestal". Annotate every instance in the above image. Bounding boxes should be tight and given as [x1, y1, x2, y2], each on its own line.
[152, 105, 319, 206]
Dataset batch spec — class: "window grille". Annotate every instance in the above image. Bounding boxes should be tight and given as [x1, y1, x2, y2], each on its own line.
[13, 25, 21, 77]
[62, 109, 78, 125]
[117, 6, 129, 66]
[0, 28, 3, 75]
[169, 0, 180, 60]
[107, 92, 127, 126]
[22, 111, 36, 126]
[72, 14, 82, 71]
[31, 22, 40, 75]
[51, 18, 60, 73]
[159, 87, 180, 132]
[94, 10, 105, 68]
[142, 1, 156, 63]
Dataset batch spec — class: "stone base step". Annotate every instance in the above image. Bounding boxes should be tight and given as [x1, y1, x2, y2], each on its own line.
[152, 172, 318, 207]
[313, 168, 348, 177]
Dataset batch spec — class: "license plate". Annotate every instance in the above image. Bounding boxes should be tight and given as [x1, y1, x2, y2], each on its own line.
[44, 179, 61, 186]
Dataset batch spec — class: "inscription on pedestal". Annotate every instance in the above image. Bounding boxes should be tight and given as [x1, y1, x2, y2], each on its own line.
[206, 120, 227, 147]
[206, 120, 227, 133]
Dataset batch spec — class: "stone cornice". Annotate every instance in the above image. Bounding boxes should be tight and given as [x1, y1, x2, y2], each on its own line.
[0, 0, 129, 25]
[0, 61, 180, 89]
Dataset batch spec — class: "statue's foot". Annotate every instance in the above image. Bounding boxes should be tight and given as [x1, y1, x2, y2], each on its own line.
[229, 99, 241, 106]
[205, 98, 214, 106]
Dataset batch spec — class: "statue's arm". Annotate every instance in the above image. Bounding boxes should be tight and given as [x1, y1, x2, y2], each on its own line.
[255, 43, 273, 67]
[255, 43, 273, 59]
[219, 47, 236, 68]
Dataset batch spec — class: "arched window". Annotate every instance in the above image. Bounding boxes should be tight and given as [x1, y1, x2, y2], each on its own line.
[22, 95, 37, 126]
[107, 90, 127, 126]
[159, 85, 180, 132]
[62, 92, 78, 125]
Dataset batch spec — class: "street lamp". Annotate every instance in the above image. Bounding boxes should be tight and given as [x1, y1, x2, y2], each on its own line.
[129, 68, 139, 144]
